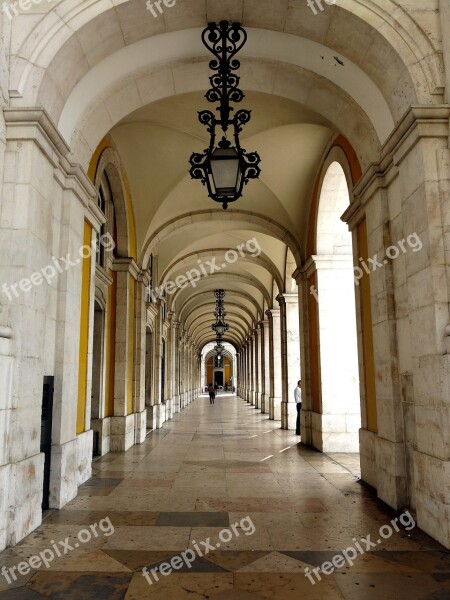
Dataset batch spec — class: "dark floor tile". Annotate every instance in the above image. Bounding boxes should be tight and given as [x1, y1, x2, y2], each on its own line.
[103, 551, 177, 572]
[86, 512, 160, 527]
[28, 572, 132, 600]
[333, 572, 443, 600]
[82, 479, 124, 488]
[155, 512, 229, 527]
[206, 551, 272, 571]
[77, 487, 117, 497]
[145, 555, 229, 574]
[374, 551, 450, 573]
[280, 550, 338, 565]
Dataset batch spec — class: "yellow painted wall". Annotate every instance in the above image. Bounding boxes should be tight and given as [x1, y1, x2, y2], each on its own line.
[358, 219, 377, 433]
[77, 221, 92, 434]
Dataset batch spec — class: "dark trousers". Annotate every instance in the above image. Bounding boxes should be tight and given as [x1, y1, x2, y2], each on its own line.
[296, 403, 301, 435]
[209, 392, 215, 404]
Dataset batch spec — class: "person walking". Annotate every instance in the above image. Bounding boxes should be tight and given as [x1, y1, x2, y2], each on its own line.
[295, 380, 302, 435]
[208, 383, 215, 405]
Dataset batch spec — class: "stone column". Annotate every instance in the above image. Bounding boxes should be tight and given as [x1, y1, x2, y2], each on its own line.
[260, 320, 270, 414]
[0, 109, 107, 544]
[165, 312, 175, 421]
[250, 332, 256, 405]
[247, 337, 253, 403]
[243, 348, 247, 399]
[280, 293, 301, 430]
[172, 320, 181, 413]
[267, 309, 282, 421]
[305, 257, 360, 449]
[252, 329, 260, 408]
[186, 338, 191, 404]
[150, 300, 164, 428]
[111, 258, 140, 450]
[236, 351, 240, 395]
[133, 270, 149, 445]
[0, 325, 14, 550]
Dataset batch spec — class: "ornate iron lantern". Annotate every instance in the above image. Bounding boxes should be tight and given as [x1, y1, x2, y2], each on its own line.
[189, 21, 261, 209]
[212, 318, 229, 336]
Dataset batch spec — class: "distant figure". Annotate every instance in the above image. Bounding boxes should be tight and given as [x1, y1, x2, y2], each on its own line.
[224, 382, 228, 392]
[208, 383, 215, 405]
[214, 382, 219, 393]
[295, 380, 302, 435]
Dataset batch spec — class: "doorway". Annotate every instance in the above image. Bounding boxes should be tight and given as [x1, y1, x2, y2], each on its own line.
[40, 376, 54, 511]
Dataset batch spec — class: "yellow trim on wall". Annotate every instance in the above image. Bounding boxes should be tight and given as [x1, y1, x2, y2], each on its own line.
[77, 221, 93, 435]
[87, 136, 112, 183]
[87, 137, 137, 260]
[127, 275, 135, 415]
[358, 219, 378, 433]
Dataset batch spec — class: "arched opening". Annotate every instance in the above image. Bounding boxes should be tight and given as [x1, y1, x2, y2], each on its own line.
[202, 344, 236, 392]
[313, 160, 360, 452]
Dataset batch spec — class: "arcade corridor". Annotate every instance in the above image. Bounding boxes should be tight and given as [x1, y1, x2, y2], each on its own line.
[0, 395, 448, 600]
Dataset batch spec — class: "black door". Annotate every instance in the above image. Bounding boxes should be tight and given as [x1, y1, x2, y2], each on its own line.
[40, 376, 54, 511]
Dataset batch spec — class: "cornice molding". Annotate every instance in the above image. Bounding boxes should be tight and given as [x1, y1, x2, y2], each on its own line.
[342, 105, 450, 228]
[3, 108, 102, 228]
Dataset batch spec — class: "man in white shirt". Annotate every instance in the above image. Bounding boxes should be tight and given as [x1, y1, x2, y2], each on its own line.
[295, 380, 302, 435]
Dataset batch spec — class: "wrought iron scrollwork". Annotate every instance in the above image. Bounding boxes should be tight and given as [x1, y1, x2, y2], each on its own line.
[188, 21, 261, 209]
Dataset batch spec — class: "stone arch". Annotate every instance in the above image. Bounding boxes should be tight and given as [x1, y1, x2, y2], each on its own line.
[10, 1, 442, 125]
[160, 248, 284, 294]
[93, 147, 132, 258]
[141, 210, 303, 270]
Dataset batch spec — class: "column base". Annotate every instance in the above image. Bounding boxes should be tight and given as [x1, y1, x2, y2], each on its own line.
[91, 417, 111, 456]
[110, 414, 135, 451]
[146, 404, 157, 430]
[165, 398, 173, 421]
[414, 450, 450, 549]
[173, 394, 181, 414]
[269, 396, 282, 421]
[51, 432, 92, 508]
[254, 392, 260, 409]
[134, 409, 147, 444]
[281, 401, 297, 430]
[158, 403, 167, 427]
[1, 453, 45, 549]
[310, 411, 360, 452]
[260, 394, 269, 414]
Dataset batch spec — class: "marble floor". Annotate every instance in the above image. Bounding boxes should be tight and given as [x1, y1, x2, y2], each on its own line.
[1, 394, 449, 600]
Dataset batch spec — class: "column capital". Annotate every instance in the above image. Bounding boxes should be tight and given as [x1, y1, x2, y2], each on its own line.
[275, 294, 285, 306]
[278, 293, 298, 304]
[266, 308, 280, 319]
[111, 257, 140, 279]
[137, 269, 151, 286]
[292, 267, 304, 284]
